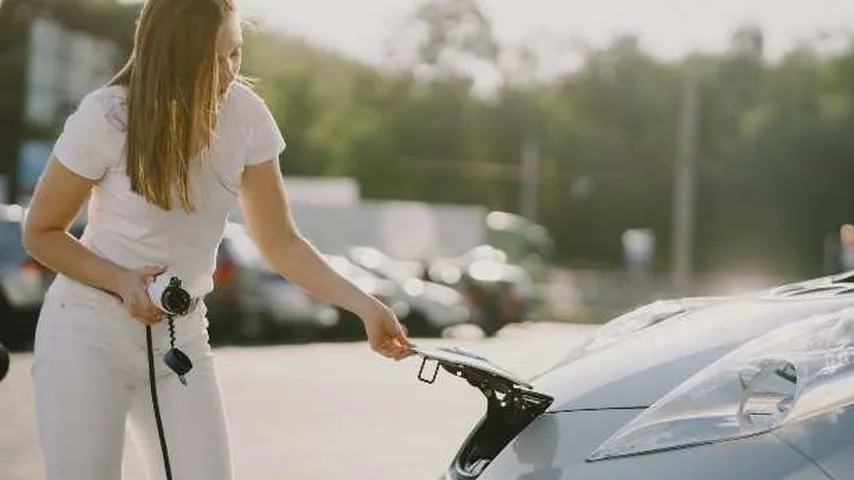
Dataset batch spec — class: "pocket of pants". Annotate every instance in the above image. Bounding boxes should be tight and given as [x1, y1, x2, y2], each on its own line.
[38, 277, 144, 359]
[49, 275, 123, 311]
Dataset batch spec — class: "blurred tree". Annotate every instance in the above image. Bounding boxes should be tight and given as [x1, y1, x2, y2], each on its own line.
[376, 0, 505, 206]
[389, 0, 500, 84]
[541, 36, 679, 267]
[234, 10, 854, 279]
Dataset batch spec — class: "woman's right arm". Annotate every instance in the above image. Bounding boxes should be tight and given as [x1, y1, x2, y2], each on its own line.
[22, 158, 165, 323]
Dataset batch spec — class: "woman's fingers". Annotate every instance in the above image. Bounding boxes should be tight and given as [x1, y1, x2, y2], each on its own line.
[390, 328, 415, 357]
[139, 265, 167, 283]
[376, 335, 414, 361]
[129, 291, 163, 324]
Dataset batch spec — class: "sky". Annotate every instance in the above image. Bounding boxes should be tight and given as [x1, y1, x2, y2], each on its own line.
[113, 0, 854, 80]
[233, 0, 854, 65]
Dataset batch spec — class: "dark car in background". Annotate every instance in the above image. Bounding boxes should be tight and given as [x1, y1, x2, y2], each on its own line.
[0, 205, 48, 350]
[0, 205, 86, 351]
[425, 245, 534, 336]
[207, 223, 338, 344]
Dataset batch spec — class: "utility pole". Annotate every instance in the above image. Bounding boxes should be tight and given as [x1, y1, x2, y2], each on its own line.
[520, 136, 540, 222]
[672, 68, 700, 287]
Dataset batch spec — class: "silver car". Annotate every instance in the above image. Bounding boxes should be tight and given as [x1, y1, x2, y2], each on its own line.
[418, 272, 854, 479]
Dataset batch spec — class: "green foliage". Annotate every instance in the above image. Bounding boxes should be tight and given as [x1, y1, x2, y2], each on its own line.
[240, 3, 854, 279]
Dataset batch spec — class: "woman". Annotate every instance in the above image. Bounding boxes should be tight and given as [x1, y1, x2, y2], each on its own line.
[22, 0, 413, 479]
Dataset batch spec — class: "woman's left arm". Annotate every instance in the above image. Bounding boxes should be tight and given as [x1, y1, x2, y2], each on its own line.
[238, 159, 413, 360]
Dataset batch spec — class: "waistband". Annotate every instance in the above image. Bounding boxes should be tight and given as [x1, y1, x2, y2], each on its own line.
[45, 275, 209, 336]
[49, 274, 205, 312]
[40, 276, 213, 376]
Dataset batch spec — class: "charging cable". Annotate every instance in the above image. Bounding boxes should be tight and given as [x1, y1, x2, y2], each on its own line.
[146, 273, 194, 479]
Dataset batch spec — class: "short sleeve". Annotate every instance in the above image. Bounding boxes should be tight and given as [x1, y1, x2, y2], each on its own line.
[53, 92, 112, 180]
[244, 89, 287, 166]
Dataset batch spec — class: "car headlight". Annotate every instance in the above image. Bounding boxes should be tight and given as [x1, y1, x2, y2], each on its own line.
[588, 307, 854, 461]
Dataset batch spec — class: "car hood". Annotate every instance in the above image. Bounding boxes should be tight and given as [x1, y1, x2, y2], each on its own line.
[533, 296, 854, 412]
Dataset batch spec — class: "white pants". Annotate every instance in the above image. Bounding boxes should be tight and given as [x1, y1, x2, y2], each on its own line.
[32, 275, 233, 480]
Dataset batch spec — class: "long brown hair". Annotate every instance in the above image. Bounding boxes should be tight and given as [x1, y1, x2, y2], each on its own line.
[110, 0, 235, 212]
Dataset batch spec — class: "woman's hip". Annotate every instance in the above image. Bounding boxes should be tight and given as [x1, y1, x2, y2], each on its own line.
[36, 275, 211, 363]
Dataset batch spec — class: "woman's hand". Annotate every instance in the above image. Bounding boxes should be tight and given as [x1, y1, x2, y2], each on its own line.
[115, 266, 167, 325]
[362, 304, 415, 361]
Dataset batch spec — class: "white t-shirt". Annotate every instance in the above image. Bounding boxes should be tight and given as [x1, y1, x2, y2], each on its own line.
[52, 82, 286, 297]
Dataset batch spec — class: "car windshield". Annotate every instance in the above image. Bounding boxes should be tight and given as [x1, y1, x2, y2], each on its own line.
[0, 221, 26, 264]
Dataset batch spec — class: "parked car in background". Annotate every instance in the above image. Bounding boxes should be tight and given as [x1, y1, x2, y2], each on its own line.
[0, 204, 47, 350]
[419, 272, 854, 480]
[323, 254, 403, 339]
[425, 245, 534, 336]
[485, 210, 554, 283]
[348, 246, 471, 337]
[207, 223, 338, 344]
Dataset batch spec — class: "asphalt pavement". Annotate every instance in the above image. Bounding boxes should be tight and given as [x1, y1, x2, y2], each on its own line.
[0, 322, 597, 480]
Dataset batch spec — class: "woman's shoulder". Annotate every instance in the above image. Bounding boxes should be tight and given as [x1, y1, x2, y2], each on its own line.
[226, 80, 264, 104]
[75, 85, 128, 133]
[224, 81, 273, 118]
[78, 85, 126, 110]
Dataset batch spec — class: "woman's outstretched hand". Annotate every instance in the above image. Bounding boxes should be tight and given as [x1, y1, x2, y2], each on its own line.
[363, 304, 415, 361]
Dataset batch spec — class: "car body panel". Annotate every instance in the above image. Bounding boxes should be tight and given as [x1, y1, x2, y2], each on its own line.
[775, 403, 854, 480]
[472, 410, 829, 480]
[533, 296, 854, 411]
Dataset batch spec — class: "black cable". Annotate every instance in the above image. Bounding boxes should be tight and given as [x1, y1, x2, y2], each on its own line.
[168, 318, 177, 351]
[146, 324, 174, 480]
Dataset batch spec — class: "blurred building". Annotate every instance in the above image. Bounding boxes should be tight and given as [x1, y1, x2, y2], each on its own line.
[0, 0, 136, 203]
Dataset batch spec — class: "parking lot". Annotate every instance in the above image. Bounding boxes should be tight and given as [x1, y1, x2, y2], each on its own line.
[0, 322, 596, 480]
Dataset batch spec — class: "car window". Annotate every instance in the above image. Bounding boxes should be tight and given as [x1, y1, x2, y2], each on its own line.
[0, 221, 27, 264]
